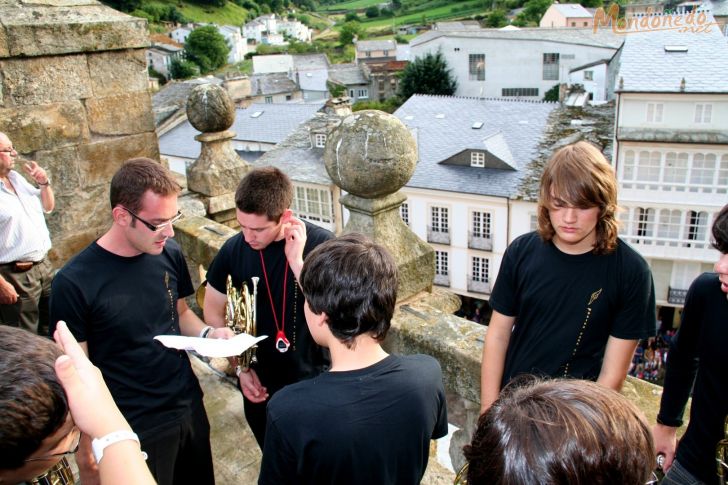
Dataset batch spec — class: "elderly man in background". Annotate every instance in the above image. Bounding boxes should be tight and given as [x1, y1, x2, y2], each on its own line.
[0, 131, 55, 336]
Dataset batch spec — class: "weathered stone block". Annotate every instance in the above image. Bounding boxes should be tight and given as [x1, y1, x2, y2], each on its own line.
[0, 4, 149, 58]
[187, 131, 249, 197]
[46, 184, 108, 238]
[0, 102, 89, 152]
[78, 132, 159, 186]
[87, 50, 148, 98]
[0, 55, 92, 105]
[174, 215, 236, 269]
[34, 144, 83, 193]
[48, 226, 104, 267]
[85, 92, 154, 135]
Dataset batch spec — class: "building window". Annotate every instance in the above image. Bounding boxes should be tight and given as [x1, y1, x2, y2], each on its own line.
[349, 89, 355, 98]
[529, 213, 538, 231]
[690, 153, 716, 187]
[663, 152, 688, 187]
[584, 70, 594, 81]
[571, 21, 576, 26]
[292, 186, 333, 225]
[695, 103, 712, 123]
[686, 210, 708, 248]
[543, 53, 560, 81]
[435, 250, 449, 276]
[366, 51, 371, 57]
[383, 49, 389, 56]
[357, 88, 369, 99]
[265, 96, 273, 104]
[471, 152, 485, 167]
[314, 133, 326, 148]
[431, 206, 449, 234]
[472, 211, 491, 239]
[646, 103, 663, 123]
[471, 256, 489, 282]
[634, 207, 655, 243]
[719, 155, 728, 193]
[636, 150, 661, 184]
[657, 209, 682, 246]
[285, 95, 292, 101]
[400, 202, 409, 226]
[501, 88, 539, 97]
[469, 54, 486, 81]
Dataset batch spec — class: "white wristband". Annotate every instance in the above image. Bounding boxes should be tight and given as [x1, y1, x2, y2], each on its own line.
[91, 430, 144, 464]
[199, 326, 212, 338]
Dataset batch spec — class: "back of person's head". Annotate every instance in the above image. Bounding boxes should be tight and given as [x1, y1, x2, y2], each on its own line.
[299, 233, 397, 348]
[109, 158, 180, 212]
[712, 204, 728, 254]
[537, 141, 619, 254]
[464, 378, 654, 485]
[0, 326, 67, 471]
[235, 167, 293, 222]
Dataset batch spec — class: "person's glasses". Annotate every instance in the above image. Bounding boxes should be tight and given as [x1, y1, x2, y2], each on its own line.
[25, 427, 80, 462]
[0, 147, 16, 154]
[122, 207, 183, 232]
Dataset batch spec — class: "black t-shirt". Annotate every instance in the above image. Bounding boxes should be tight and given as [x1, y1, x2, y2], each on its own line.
[258, 354, 449, 485]
[49, 239, 202, 437]
[490, 232, 656, 386]
[658, 272, 728, 485]
[206, 220, 332, 390]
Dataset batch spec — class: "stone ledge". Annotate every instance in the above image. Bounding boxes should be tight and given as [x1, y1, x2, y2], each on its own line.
[0, 2, 149, 58]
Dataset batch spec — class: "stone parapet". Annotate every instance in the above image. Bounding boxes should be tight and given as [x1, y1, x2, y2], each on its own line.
[0, 0, 158, 265]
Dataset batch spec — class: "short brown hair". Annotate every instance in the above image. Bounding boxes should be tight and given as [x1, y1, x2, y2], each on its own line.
[235, 167, 293, 222]
[537, 142, 619, 254]
[0, 326, 67, 469]
[109, 158, 180, 213]
[464, 378, 654, 485]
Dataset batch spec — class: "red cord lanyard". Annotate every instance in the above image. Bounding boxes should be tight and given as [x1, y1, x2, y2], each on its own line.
[259, 250, 291, 353]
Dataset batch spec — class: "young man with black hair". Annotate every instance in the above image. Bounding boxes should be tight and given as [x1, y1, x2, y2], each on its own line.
[258, 233, 448, 485]
[203, 166, 332, 448]
[481, 141, 656, 413]
[50, 158, 230, 485]
[653, 204, 728, 485]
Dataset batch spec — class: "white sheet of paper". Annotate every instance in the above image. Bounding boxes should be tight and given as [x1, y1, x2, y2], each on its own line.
[154, 333, 268, 358]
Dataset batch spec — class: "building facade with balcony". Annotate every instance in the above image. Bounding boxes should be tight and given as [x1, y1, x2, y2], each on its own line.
[613, 22, 728, 326]
[394, 95, 557, 300]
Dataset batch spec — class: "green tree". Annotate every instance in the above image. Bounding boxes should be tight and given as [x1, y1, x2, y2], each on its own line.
[543, 84, 560, 102]
[184, 26, 230, 74]
[398, 50, 457, 101]
[339, 21, 361, 45]
[365, 6, 380, 17]
[520, 0, 553, 23]
[486, 9, 508, 27]
[345, 12, 360, 22]
[101, 0, 141, 12]
[170, 58, 200, 79]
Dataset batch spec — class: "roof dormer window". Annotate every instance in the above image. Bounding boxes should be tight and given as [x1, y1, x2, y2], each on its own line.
[471, 151, 485, 167]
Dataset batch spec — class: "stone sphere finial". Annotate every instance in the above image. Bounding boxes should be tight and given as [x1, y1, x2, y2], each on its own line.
[324, 110, 417, 199]
[186, 84, 235, 133]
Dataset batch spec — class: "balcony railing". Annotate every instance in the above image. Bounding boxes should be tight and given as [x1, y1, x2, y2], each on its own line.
[667, 286, 688, 305]
[468, 231, 492, 251]
[434, 273, 450, 287]
[467, 276, 490, 294]
[427, 226, 450, 245]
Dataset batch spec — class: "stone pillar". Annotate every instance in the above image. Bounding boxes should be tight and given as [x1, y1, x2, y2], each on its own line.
[185, 84, 249, 225]
[323, 110, 433, 300]
[0, 0, 157, 264]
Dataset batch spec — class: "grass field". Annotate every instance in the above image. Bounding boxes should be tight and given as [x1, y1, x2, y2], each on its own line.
[360, 2, 484, 28]
[318, 0, 383, 11]
[143, 0, 249, 25]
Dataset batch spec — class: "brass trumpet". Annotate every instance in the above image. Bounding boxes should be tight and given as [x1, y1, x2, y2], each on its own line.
[225, 275, 259, 371]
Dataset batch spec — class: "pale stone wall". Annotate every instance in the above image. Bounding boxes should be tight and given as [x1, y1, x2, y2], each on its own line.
[0, 0, 158, 264]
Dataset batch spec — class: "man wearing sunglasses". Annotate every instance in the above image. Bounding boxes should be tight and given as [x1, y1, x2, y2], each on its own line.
[49, 158, 231, 485]
[0, 131, 55, 336]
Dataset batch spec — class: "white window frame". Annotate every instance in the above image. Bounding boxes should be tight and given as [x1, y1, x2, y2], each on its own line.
[314, 133, 326, 148]
[646, 102, 664, 123]
[400, 202, 409, 226]
[435, 250, 449, 276]
[471, 256, 489, 283]
[468, 53, 486, 81]
[292, 184, 334, 225]
[695, 103, 712, 124]
[431, 206, 449, 234]
[470, 151, 485, 167]
[471, 211, 491, 238]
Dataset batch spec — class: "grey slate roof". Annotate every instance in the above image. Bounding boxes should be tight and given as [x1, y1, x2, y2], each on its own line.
[254, 112, 343, 185]
[292, 53, 330, 70]
[393, 95, 557, 198]
[356, 39, 396, 52]
[569, 58, 610, 73]
[616, 17, 728, 92]
[251, 73, 299, 96]
[328, 63, 368, 86]
[411, 27, 624, 49]
[710, 0, 728, 16]
[158, 101, 325, 159]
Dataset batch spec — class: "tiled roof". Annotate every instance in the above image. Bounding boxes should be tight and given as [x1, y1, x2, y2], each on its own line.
[251, 73, 298, 95]
[355, 39, 396, 52]
[328, 63, 368, 85]
[158, 102, 325, 159]
[551, 3, 593, 18]
[616, 16, 728, 92]
[292, 53, 330, 70]
[411, 27, 624, 49]
[393, 95, 557, 198]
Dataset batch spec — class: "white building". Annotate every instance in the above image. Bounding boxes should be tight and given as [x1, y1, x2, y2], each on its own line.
[243, 14, 311, 45]
[170, 26, 193, 44]
[253, 54, 330, 101]
[568, 58, 611, 102]
[218, 25, 248, 64]
[277, 18, 312, 42]
[612, 19, 728, 325]
[409, 27, 622, 99]
[146, 44, 183, 79]
[393, 95, 557, 299]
